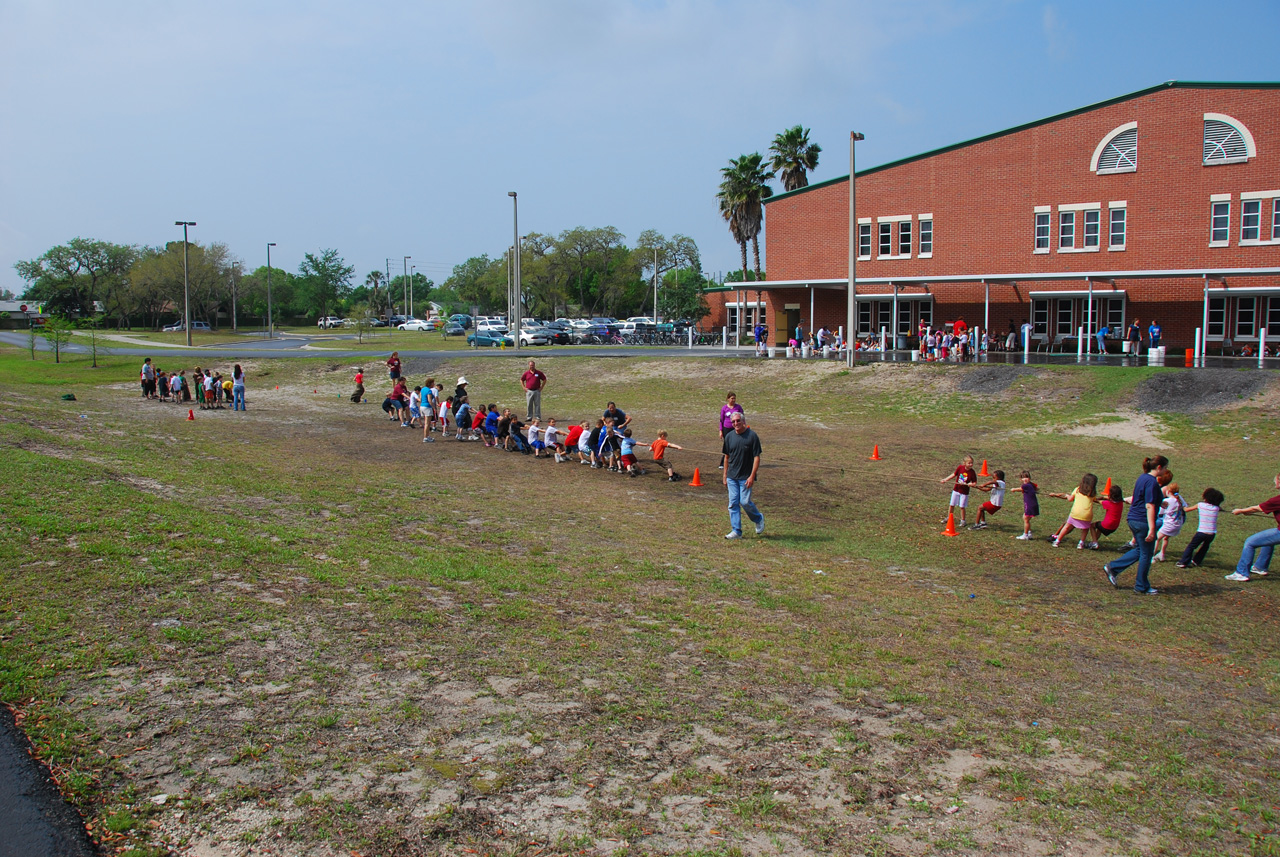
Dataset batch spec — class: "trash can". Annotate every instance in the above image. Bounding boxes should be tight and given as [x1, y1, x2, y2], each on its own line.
[897, 335, 908, 350]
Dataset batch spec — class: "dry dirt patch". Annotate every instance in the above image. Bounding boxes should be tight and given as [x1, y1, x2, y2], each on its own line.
[1131, 368, 1277, 413]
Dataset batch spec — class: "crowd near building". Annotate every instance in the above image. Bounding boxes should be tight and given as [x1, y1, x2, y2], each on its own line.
[706, 81, 1280, 354]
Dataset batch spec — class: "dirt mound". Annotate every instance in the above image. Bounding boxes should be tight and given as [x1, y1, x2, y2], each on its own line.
[954, 365, 1038, 395]
[1131, 369, 1276, 413]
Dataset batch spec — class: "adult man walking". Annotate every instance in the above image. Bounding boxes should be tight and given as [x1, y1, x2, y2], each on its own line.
[721, 411, 763, 540]
[521, 360, 546, 421]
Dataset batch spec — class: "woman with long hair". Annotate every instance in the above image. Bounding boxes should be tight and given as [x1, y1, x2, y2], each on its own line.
[1104, 454, 1169, 594]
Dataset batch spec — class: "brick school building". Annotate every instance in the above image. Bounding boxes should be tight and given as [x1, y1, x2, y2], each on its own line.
[706, 81, 1280, 354]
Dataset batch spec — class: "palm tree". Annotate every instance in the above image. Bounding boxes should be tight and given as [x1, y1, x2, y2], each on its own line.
[769, 125, 821, 192]
[718, 153, 773, 281]
[365, 270, 386, 316]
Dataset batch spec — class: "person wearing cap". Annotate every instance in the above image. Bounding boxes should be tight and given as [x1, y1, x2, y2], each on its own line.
[521, 360, 547, 421]
[452, 376, 469, 425]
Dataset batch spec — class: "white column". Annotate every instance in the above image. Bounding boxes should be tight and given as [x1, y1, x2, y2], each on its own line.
[1194, 328, 1202, 366]
[1085, 280, 1094, 354]
[1077, 326, 1084, 360]
[1023, 330, 1030, 362]
[1201, 274, 1211, 362]
[688, 325, 693, 349]
[1260, 329, 1266, 368]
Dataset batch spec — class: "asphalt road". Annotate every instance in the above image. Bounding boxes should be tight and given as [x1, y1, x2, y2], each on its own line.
[0, 707, 95, 857]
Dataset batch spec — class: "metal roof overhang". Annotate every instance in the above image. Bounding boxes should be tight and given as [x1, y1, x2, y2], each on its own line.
[727, 267, 1280, 292]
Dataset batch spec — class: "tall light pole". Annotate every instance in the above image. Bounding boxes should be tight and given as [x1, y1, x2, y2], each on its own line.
[846, 132, 864, 367]
[402, 256, 411, 319]
[509, 192, 520, 351]
[410, 264, 416, 317]
[175, 221, 196, 347]
[266, 242, 276, 339]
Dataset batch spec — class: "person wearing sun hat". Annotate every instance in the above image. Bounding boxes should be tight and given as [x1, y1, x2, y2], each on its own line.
[452, 376, 469, 425]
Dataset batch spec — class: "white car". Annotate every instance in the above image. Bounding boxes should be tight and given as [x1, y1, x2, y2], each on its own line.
[477, 320, 508, 334]
[627, 317, 656, 325]
[398, 318, 436, 331]
[317, 316, 343, 329]
[519, 326, 549, 346]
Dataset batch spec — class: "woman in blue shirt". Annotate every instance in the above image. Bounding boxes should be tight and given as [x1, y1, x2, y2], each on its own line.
[1104, 455, 1169, 594]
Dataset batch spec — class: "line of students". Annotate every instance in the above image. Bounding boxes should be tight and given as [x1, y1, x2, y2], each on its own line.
[376, 376, 687, 482]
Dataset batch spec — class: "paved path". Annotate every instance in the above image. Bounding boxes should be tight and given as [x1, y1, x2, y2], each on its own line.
[0, 707, 95, 857]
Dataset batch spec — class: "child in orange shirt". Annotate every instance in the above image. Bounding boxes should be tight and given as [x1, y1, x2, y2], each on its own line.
[641, 430, 684, 482]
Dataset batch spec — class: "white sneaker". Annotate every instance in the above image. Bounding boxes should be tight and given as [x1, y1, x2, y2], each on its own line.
[755, 518, 765, 535]
[1225, 572, 1251, 581]
[725, 531, 741, 540]
[1250, 567, 1269, 577]
[1077, 541, 1084, 550]
[1015, 533, 1032, 540]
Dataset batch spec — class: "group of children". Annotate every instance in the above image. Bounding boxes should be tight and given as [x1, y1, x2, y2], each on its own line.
[140, 360, 245, 411]
[941, 455, 1225, 568]
[374, 374, 688, 482]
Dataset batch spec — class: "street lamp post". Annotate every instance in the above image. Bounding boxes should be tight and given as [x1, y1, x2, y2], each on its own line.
[266, 243, 276, 339]
[846, 132, 864, 367]
[509, 192, 520, 351]
[403, 256, 411, 320]
[410, 264, 416, 318]
[175, 221, 196, 347]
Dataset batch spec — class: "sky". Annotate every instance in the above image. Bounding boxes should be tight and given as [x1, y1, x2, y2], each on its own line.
[2, 0, 1279, 293]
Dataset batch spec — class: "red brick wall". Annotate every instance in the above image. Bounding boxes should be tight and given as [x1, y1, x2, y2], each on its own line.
[722, 85, 1280, 348]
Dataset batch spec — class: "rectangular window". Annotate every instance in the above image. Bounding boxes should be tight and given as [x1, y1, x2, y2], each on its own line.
[1034, 213, 1050, 251]
[898, 302, 912, 336]
[1211, 201, 1231, 244]
[917, 302, 932, 328]
[879, 223, 893, 256]
[1056, 299, 1074, 335]
[1109, 208, 1127, 249]
[727, 307, 738, 332]
[1269, 297, 1280, 337]
[1207, 297, 1225, 338]
[858, 223, 872, 258]
[919, 219, 933, 255]
[1237, 296, 1256, 338]
[1242, 199, 1262, 241]
[1084, 209, 1101, 248]
[877, 302, 892, 332]
[1106, 298, 1124, 330]
[857, 302, 871, 335]
[898, 220, 912, 256]
[1032, 299, 1048, 336]
[1274, 199, 1280, 241]
[1059, 211, 1075, 249]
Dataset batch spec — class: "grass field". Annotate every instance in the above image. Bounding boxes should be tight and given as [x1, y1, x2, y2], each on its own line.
[1, 346, 1279, 857]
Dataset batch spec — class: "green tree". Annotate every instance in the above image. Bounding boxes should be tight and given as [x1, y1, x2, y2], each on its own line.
[15, 238, 137, 320]
[717, 154, 773, 282]
[769, 125, 821, 192]
[39, 316, 75, 363]
[297, 249, 354, 320]
[443, 255, 506, 312]
[634, 230, 701, 317]
[129, 241, 238, 329]
[658, 267, 710, 322]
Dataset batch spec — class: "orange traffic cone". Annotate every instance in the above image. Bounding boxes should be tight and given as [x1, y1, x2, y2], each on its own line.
[313, 389, 317, 393]
[942, 510, 958, 537]
[187, 409, 195, 421]
[869, 444, 882, 461]
[275, 385, 279, 390]
[688, 468, 704, 487]
[1103, 476, 1112, 496]
[980, 459, 991, 477]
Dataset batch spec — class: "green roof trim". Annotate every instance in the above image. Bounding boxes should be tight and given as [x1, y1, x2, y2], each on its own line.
[765, 81, 1280, 205]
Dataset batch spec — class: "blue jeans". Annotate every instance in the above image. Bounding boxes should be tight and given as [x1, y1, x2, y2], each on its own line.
[1108, 520, 1155, 593]
[726, 478, 763, 535]
[1236, 527, 1280, 578]
[233, 387, 245, 410]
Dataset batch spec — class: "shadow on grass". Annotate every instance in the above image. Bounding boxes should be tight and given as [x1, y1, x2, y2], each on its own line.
[1150, 581, 1234, 598]
[767, 533, 837, 544]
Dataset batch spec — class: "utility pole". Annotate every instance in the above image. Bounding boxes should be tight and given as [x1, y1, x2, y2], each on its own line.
[385, 258, 393, 316]
[175, 221, 196, 347]
[509, 192, 520, 351]
[403, 256, 411, 319]
[266, 243, 275, 339]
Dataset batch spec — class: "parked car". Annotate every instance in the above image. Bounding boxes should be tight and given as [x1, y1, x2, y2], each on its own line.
[591, 317, 620, 334]
[388, 315, 409, 327]
[627, 316, 656, 326]
[442, 321, 466, 337]
[467, 330, 514, 348]
[518, 326, 550, 347]
[398, 318, 436, 331]
[317, 316, 343, 329]
[569, 320, 610, 343]
[449, 314, 473, 330]
[539, 324, 571, 345]
[163, 320, 211, 332]
[476, 320, 508, 334]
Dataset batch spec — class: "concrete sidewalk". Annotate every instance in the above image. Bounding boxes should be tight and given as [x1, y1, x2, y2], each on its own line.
[0, 706, 95, 857]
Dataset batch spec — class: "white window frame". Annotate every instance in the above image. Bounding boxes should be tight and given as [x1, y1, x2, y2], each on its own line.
[858, 219, 872, 260]
[1242, 199, 1262, 242]
[857, 302, 872, 335]
[1237, 296, 1257, 338]
[876, 215, 913, 260]
[898, 220, 912, 256]
[878, 222, 893, 257]
[1091, 121, 1138, 174]
[1207, 296, 1226, 339]
[1203, 113, 1257, 166]
[919, 215, 933, 257]
[1083, 208, 1101, 249]
[1034, 208, 1050, 253]
[1032, 299, 1049, 335]
[1240, 191, 1280, 246]
[1058, 210, 1076, 250]
[1210, 197, 1231, 247]
[1109, 202, 1127, 250]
